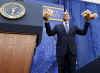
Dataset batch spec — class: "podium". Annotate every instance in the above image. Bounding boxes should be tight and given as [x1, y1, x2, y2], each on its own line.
[0, 1, 43, 73]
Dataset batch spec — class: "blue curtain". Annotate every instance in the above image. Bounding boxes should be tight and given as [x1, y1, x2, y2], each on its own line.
[24, 0, 62, 4]
[64, 0, 100, 68]
[23, 0, 100, 73]
[71, 0, 97, 68]
[30, 21, 58, 73]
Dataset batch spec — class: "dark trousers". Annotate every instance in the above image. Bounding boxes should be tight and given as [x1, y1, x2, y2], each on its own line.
[56, 53, 76, 73]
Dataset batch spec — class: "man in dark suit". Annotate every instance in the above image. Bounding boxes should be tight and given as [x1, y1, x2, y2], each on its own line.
[43, 9, 97, 73]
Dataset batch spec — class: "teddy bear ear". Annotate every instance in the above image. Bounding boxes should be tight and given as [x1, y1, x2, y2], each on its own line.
[81, 11, 87, 16]
[93, 13, 98, 18]
[82, 13, 87, 17]
[91, 13, 98, 19]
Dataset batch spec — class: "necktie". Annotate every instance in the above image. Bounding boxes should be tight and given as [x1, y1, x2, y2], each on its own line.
[63, 22, 69, 33]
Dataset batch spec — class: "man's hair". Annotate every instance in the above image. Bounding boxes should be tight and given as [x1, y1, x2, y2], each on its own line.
[64, 10, 69, 15]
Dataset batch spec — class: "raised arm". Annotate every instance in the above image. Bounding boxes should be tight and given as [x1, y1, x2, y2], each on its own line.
[76, 9, 97, 35]
[43, 9, 57, 36]
[75, 22, 90, 35]
[45, 22, 57, 36]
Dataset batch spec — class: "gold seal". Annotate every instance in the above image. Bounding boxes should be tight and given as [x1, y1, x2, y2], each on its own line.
[0, 2, 26, 19]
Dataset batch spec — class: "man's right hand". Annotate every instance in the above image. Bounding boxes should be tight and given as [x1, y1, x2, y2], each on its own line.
[43, 13, 49, 22]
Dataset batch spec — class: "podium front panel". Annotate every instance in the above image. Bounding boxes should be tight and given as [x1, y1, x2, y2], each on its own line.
[0, 33, 36, 73]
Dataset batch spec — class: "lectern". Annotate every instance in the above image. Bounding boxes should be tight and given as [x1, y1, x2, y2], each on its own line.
[0, 1, 43, 73]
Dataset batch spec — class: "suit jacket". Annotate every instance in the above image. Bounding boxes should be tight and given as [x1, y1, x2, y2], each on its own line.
[45, 22, 89, 56]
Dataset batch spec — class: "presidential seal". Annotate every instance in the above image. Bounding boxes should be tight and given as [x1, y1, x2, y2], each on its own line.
[0, 2, 26, 19]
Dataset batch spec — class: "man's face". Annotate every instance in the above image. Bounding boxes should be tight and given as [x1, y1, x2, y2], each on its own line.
[63, 13, 70, 21]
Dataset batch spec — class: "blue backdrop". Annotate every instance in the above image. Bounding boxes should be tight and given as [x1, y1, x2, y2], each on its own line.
[24, 0, 100, 73]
